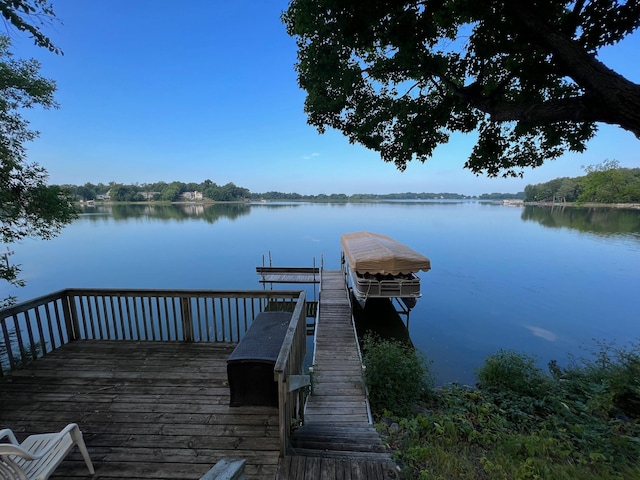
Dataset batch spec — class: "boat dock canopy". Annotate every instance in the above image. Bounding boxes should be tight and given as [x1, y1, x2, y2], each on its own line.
[340, 231, 431, 275]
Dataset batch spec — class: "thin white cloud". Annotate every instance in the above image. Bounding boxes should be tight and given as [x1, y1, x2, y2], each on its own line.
[303, 153, 321, 160]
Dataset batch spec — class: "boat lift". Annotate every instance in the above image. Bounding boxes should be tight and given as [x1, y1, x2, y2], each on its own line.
[256, 252, 322, 332]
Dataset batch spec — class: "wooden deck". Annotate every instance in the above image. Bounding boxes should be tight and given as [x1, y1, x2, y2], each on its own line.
[277, 270, 398, 479]
[0, 341, 280, 480]
[1, 284, 396, 479]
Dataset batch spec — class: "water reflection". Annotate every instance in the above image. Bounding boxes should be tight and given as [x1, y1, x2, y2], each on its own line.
[521, 206, 640, 238]
[79, 203, 257, 223]
[79, 202, 310, 224]
[525, 325, 558, 342]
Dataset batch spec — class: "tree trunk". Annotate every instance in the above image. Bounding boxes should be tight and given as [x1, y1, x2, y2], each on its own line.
[515, 9, 640, 138]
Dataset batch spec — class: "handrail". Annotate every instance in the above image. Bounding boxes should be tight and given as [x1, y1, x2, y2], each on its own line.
[1, 288, 304, 376]
[274, 291, 308, 457]
[2, 287, 310, 457]
[0, 290, 70, 376]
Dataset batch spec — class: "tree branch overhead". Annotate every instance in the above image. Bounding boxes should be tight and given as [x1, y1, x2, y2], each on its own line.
[283, 0, 640, 177]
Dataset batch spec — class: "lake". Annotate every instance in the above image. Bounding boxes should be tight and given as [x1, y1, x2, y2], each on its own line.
[5, 201, 640, 385]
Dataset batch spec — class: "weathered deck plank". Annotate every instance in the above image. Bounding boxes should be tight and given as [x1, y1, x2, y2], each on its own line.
[0, 341, 280, 480]
[306, 271, 369, 424]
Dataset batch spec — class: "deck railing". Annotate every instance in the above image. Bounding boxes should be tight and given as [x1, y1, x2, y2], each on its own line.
[1, 287, 309, 457]
[274, 291, 309, 456]
[0, 288, 305, 375]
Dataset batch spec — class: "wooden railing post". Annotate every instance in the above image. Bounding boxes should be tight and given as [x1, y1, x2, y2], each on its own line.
[62, 290, 80, 341]
[276, 372, 288, 457]
[180, 297, 194, 342]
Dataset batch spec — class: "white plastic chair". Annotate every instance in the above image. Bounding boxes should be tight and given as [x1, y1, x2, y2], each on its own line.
[0, 423, 94, 480]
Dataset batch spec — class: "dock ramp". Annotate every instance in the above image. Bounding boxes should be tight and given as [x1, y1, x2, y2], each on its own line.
[276, 270, 397, 479]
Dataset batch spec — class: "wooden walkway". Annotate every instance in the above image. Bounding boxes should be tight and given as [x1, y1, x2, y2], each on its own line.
[276, 270, 398, 479]
[0, 341, 280, 480]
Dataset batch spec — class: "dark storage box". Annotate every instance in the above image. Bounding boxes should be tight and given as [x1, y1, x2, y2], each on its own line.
[227, 311, 292, 407]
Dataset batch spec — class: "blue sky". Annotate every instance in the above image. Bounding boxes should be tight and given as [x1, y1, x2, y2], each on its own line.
[10, 1, 640, 196]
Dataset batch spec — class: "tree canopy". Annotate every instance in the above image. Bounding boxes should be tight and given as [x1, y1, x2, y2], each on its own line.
[523, 160, 640, 202]
[0, 1, 72, 307]
[283, 0, 640, 177]
[65, 180, 252, 203]
[0, 34, 75, 303]
[0, 0, 61, 54]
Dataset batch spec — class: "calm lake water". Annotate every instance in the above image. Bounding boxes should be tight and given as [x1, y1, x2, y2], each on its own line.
[5, 201, 640, 385]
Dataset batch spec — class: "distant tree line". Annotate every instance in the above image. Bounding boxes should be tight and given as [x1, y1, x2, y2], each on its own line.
[350, 192, 471, 200]
[62, 180, 548, 203]
[64, 180, 250, 202]
[60, 182, 486, 202]
[524, 160, 640, 203]
[248, 192, 473, 201]
[478, 192, 525, 200]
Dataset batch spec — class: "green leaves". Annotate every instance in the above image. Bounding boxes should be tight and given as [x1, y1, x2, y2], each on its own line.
[0, 33, 76, 300]
[376, 342, 640, 479]
[362, 335, 433, 417]
[574, 161, 640, 203]
[476, 349, 552, 398]
[0, 0, 62, 54]
[283, 0, 640, 177]
[0, 4, 70, 305]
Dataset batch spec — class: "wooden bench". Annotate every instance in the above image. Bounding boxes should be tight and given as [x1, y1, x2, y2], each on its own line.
[227, 311, 292, 407]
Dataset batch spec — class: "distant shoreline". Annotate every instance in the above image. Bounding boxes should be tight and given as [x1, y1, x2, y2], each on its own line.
[79, 199, 640, 209]
[526, 201, 640, 209]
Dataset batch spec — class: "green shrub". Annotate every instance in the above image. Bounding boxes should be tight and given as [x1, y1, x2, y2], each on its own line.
[361, 335, 433, 417]
[557, 340, 640, 419]
[476, 349, 551, 398]
[376, 342, 640, 479]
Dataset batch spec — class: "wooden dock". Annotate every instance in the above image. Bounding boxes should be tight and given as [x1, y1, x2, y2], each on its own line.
[257, 267, 320, 284]
[2, 283, 397, 479]
[276, 270, 398, 479]
[0, 341, 280, 480]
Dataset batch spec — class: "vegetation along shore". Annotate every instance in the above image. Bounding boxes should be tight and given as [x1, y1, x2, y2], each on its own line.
[61, 160, 639, 207]
[362, 336, 640, 480]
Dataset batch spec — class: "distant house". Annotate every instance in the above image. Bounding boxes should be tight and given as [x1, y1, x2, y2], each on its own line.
[501, 199, 524, 206]
[181, 191, 203, 201]
[96, 192, 111, 201]
[140, 191, 160, 200]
